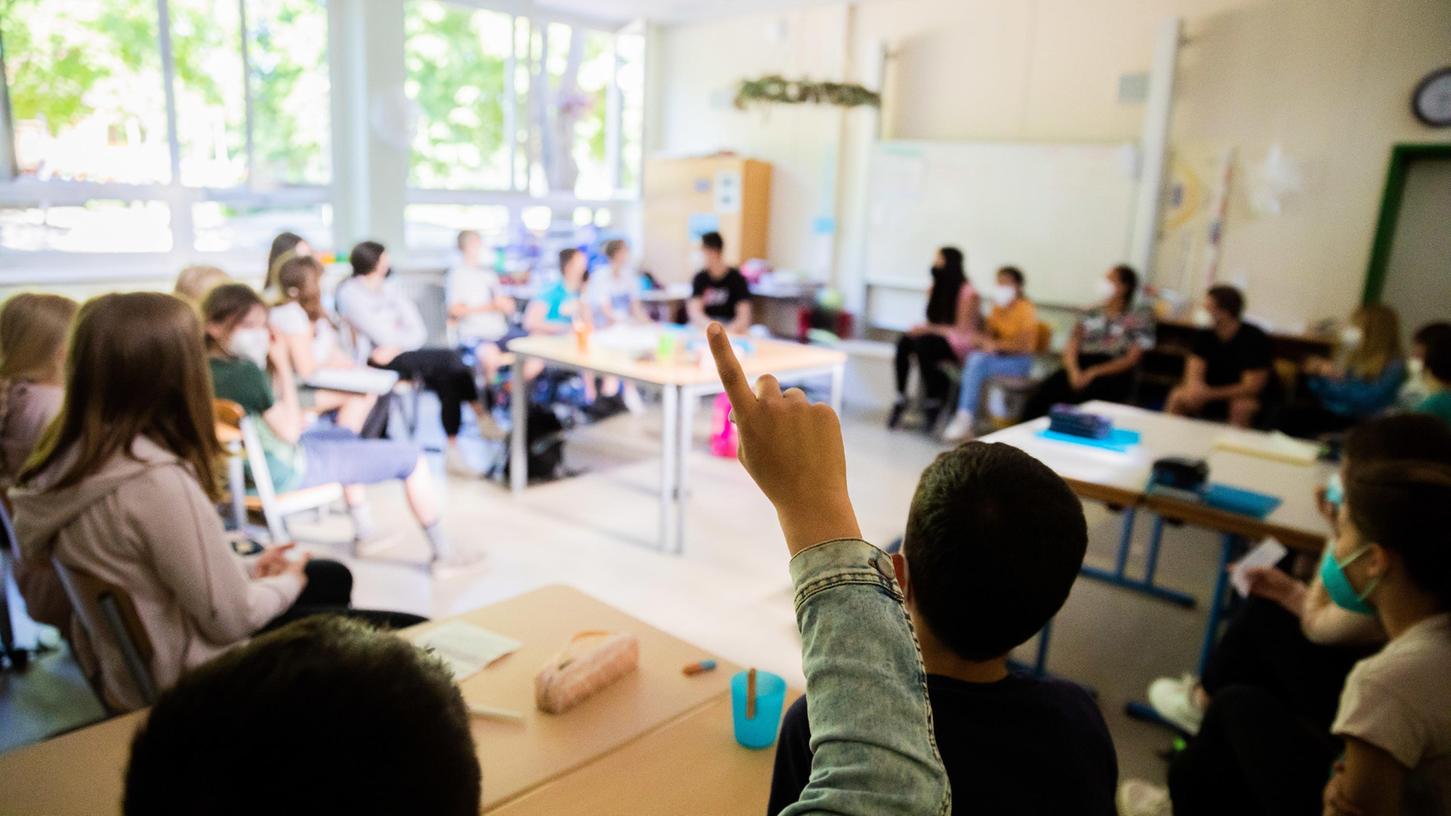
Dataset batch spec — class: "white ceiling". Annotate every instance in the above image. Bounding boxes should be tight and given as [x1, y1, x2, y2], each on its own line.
[535, 0, 843, 25]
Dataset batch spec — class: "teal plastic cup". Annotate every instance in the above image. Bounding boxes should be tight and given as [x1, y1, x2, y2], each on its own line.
[730, 670, 786, 749]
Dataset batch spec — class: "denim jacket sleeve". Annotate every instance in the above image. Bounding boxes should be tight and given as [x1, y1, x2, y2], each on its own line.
[780, 539, 951, 816]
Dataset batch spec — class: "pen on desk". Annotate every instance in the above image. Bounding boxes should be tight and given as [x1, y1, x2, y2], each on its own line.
[682, 659, 717, 676]
[468, 704, 526, 723]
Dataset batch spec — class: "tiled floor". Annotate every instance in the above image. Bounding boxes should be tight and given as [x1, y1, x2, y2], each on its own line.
[0, 397, 1230, 788]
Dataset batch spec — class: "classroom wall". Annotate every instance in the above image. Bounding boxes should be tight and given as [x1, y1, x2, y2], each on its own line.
[650, 0, 1451, 329]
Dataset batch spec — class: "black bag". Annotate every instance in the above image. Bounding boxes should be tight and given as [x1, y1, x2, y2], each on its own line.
[493, 405, 567, 482]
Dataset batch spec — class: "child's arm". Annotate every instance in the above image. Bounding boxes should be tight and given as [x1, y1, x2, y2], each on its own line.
[1323, 737, 1405, 816]
[707, 325, 950, 816]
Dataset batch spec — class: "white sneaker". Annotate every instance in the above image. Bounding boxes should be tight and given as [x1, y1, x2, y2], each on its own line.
[941, 410, 975, 443]
[1148, 673, 1206, 735]
[1117, 779, 1172, 816]
[444, 445, 481, 478]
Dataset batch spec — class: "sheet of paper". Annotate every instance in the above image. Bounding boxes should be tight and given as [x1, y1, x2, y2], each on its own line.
[1213, 430, 1319, 466]
[303, 367, 400, 395]
[1230, 538, 1289, 598]
[412, 622, 522, 680]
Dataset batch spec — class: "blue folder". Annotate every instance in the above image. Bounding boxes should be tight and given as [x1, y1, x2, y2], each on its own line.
[1036, 427, 1142, 453]
[1201, 483, 1282, 519]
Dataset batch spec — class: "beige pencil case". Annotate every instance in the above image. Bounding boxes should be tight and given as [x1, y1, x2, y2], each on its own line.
[534, 630, 639, 714]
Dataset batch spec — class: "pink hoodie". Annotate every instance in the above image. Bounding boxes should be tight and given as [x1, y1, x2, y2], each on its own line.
[11, 436, 302, 711]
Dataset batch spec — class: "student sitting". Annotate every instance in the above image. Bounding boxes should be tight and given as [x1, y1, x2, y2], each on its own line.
[172, 264, 230, 307]
[888, 246, 979, 431]
[203, 284, 474, 566]
[1279, 304, 1406, 439]
[125, 325, 953, 816]
[264, 230, 313, 297]
[942, 266, 1038, 442]
[11, 293, 316, 711]
[524, 248, 591, 336]
[1134, 419, 1451, 816]
[767, 440, 1116, 815]
[589, 238, 647, 327]
[1165, 285, 1274, 427]
[1400, 322, 1450, 410]
[1415, 322, 1451, 427]
[687, 231, 752, 334]
[446, 229, 517, 382]
[336, 241, 496, 474]
[271, 255, 377, 434]
[0, 293, 79, 632]
[1022, 264, 1155, 420]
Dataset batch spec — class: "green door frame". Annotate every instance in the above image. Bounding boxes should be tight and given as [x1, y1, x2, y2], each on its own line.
[1362, 142, 1451, 304]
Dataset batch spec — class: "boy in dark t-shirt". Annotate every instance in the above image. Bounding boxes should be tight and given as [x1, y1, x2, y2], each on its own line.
[766, 442, 1118, 816]
[687, 231, 753, 333]
[1167, 285, 1275, 428]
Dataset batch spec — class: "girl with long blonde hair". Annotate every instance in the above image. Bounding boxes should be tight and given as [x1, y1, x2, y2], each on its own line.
[1283, 304, 1407, 439]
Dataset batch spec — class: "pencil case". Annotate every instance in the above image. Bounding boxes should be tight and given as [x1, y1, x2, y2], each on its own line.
[534, 630, 639, 714]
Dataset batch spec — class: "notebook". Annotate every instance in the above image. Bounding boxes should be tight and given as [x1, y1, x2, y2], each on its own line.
[412, 622, 522, 680]
[302, 367, 400, 395]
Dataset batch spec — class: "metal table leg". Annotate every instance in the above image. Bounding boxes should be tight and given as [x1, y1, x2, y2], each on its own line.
[510, 356, 529, 495]
[1079, 507, 1197, 608]
[659, 385, 679, 553]
[829, 363, 845, 416]
[674, 387, 696, 555]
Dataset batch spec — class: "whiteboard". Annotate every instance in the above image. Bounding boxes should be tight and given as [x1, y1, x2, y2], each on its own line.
[863, 140, 1139, 330]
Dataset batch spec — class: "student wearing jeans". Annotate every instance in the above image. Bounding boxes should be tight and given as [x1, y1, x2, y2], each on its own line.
[10, 293, 397, 712]
[203, 284, 477, 566]
[769, 441, 1117, 815]
[943, 266, 1038, 442]
[120, 323, 953, 816]
[1022, 264, 1154, 420]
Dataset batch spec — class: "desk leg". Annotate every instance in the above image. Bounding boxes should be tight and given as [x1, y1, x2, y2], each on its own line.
[674, 388, 695, 555]
[829, 364, 845, 416]
[510, 357, 528, 495]
[659, 385, 679, 552]
[1079, 507, 1197, 609]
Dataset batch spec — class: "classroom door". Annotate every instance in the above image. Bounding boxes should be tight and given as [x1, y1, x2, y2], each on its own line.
[1378, 157, 1451, 349]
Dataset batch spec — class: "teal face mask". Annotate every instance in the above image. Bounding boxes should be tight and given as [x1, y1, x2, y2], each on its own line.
[1319, 546, 1379, 616]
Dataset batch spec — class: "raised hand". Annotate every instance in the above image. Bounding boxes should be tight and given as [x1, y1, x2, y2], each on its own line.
[707, 323, 861, 555]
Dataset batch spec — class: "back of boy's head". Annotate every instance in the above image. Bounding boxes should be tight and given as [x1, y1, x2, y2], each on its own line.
[903, 442, 1087, 661]
[124, 616, 481, 816]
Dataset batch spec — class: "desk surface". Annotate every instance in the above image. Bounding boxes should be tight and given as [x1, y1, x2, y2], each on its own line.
[982, 402, 1334, 549]
[0, 585, 737, 815]
[507, 334, 845, 388]
[491, 691, 799, 816]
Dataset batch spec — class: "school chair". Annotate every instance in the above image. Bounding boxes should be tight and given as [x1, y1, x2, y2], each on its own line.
[213, 399, 346, 545]
[49, 558, 158, 713]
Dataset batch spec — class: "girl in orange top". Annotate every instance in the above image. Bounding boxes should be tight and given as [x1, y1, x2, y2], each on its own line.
[943, 266, 1038, 442]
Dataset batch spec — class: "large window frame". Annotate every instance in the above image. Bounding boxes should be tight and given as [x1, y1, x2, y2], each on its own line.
[0, 0, 328, 279]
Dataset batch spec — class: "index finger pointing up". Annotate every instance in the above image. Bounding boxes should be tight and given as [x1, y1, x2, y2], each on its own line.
[707, 323, 755, 415]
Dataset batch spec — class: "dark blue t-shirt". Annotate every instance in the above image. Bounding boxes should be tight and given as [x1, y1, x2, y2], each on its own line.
[766, 671, 1118, 816]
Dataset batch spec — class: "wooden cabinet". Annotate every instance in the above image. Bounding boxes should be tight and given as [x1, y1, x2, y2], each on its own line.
[642, 156, 771, 284]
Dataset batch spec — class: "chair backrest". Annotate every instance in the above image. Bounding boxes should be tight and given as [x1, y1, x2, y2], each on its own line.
[213, 398, 287, 542]
[1033, 321, 1053, 355]
[49, 558, 158, 709]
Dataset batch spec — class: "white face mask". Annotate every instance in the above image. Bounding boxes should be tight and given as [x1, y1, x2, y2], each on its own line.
[1096, 278, 1118, 301]
[228, 328, 270, 368]
[991, 284, 1018, 307]
[1408, 357, 1425, 380]
[1340, 325, 1363, 348]
[1191, 306, 1215, 328]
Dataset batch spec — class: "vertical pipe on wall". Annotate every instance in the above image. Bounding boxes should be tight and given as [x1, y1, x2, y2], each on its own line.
[1128, 17, 1182, 281]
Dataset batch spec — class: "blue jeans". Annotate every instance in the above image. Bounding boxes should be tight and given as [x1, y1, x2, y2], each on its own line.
[957, 352, 1033, 413]
[297, 426, 420, 489]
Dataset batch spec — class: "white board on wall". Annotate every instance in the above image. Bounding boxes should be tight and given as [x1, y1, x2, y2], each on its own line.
[863, 140, 1139, 330]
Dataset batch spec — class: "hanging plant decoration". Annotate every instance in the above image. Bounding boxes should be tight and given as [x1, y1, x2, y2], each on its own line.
[734, 75, 881, 110]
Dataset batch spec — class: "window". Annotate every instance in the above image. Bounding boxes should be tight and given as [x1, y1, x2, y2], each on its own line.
[0, 0, 331, 256]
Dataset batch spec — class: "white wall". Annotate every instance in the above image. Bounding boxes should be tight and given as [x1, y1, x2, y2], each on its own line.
[651, 0, 1451, 328]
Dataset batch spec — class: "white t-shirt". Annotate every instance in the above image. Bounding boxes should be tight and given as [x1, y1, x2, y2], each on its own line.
[269, 302, 342, 365]
[588, 266, 639, 322]
[335, 278, 428, 355]
[1333, 612, 1451, 815]
[446, 264, 508, 342]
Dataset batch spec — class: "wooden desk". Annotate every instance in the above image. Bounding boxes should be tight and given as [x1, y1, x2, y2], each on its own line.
[0, 585, 738, 815]
[492, 692, 799, 816]
[507, 333, 846, 554]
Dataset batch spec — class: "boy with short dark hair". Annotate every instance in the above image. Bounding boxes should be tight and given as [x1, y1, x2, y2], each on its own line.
[767, 441, 1118, 816]
[687, 231, 753, 334]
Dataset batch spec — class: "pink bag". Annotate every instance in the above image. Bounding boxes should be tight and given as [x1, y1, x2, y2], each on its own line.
[710, 392, 738, 458]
